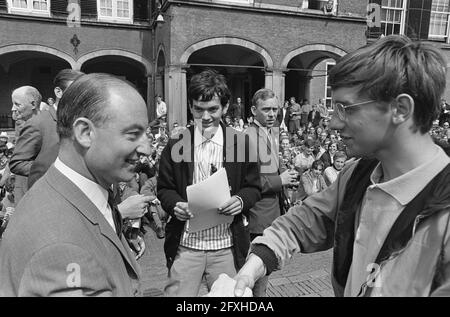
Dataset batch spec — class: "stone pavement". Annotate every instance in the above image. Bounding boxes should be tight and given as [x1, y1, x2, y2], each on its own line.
[138, 224, 334, 297]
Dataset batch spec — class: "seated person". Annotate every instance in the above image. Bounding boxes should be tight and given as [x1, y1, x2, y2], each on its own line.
[294, 160, 327, 202]
[323, 151, 348, 186]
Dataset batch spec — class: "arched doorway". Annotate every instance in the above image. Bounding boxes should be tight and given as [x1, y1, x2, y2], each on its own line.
[180, 38, 273, 124]
[282, 44, 346, 108]
[0, 50, 72, 129]
[80, 55, 148, 103]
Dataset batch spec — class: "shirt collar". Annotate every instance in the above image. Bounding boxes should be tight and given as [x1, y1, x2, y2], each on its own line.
[54, 157, 109, 214]
[253, 119, 271, 137]
[369, 146, 450, 205]
[194, 124, 224, 148]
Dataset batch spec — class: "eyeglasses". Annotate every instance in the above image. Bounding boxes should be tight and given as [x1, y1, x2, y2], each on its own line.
[332, 99, 376, 120]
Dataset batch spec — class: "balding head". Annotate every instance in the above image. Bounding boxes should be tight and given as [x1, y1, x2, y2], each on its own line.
[11, 86, 41, 122]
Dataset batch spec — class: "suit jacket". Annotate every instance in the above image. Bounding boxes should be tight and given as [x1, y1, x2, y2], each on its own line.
[157, 123, 261, 270]
[276, 107, 290, 128]
[246, 122, 282, 234]
[308, 110, 321, 127]
[10, 108, 59, 190]
[28, 108, 59, 189]
[0, 165, 141, 296]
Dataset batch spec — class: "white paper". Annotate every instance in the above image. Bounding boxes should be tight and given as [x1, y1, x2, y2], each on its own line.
[186, 167, 233, 232]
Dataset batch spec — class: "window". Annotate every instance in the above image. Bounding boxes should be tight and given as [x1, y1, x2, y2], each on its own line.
[381, 0, 406, 35]
[324, 62, 335, 110]
[7, 0, 50, 15]
[305, 0, 336, 12]
[429, 0, 450, 40]
[97, 0, 133, 23]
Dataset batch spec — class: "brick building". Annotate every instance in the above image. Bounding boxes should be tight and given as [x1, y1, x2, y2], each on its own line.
[1, 0, 449, 129]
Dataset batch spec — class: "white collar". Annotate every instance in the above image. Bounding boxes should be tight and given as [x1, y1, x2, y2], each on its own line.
[194, 124, 224, 148]
[54, 157, 109, 219]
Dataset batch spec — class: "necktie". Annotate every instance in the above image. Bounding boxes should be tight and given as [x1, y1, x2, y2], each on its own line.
[107, 189, 123, 238]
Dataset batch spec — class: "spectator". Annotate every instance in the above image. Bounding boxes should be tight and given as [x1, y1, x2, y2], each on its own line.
[156, 95, 167, 120]
[9, 86, 41, 204]
[295, 160, 327, 202]
[288, 97, 301, 134]
[293, 139, 316, 175]
[323, 151, 348, 186]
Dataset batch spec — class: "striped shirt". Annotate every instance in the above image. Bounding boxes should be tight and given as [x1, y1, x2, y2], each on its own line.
[180, 126, 233, 250]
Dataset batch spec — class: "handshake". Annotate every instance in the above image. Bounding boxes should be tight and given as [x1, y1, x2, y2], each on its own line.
[206, 274, 253, 297]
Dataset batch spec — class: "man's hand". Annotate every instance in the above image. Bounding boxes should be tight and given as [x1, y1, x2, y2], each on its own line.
[173, 202, 193, 221]
[279, 169, 298, 186]
[218, 196, 242, 216]
[129, 234, 146, 260]
[206, 274, 253, 297]
[117, 195, 152, 220]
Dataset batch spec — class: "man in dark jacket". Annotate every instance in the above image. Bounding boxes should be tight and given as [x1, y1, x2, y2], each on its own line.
[212, 35, 450, 297]
[157, 70, 261, 296]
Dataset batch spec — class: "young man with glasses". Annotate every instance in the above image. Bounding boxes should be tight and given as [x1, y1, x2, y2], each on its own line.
[209, 35, 450, 297]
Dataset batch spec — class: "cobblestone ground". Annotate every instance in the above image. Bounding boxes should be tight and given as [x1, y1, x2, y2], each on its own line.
[138, 224, 334, 297]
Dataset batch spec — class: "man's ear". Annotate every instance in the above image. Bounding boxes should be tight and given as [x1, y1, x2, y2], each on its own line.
[72, 118, 94, 148]
[250, 105, 257, 116]
[392, 93, 414, 125]
[54, 87, 63, 100]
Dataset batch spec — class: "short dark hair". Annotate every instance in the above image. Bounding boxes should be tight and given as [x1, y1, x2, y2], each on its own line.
[54, 69, 84, 91]
[252, 88, 276, 107]
[57, 73, 136, 139]
[312, 160, 324, 170]
[329, 35, 447, 134]
[188, 69, 230, 107]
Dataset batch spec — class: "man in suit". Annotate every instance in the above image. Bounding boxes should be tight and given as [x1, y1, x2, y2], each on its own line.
[157, 69, 261, 296]
[308, 104, 322, 127]
[247, 88, 298, 296]
[0, 73, 150, 296]
[9, 86, 42, 204]
[21, 69, 84, 190]
[276, 100, 290, 131]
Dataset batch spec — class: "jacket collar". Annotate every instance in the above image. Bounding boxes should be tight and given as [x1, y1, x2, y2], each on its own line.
[45, 165, 140, 276]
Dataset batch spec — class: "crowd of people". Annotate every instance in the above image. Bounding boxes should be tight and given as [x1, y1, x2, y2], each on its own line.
[0, 34, 449, 297]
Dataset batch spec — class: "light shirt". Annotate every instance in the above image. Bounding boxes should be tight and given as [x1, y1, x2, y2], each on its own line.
[156, 100, 167, 118]
[180, 125, 233, 250]
[54, 157, 116, 233]
[323, 165, 339, 185]
[344, 146, 450, 296]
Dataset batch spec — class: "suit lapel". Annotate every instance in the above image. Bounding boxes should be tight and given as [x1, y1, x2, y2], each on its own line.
[185, 126, 195, 185]
[45, 166, 140, 276]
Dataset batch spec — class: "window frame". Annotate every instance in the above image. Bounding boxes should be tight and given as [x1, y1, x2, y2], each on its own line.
[324, 61, 335, 110]
[380, 0, 407, 36]
[7, 0, 51, 17]
[428, 0, 450, 42]
[97, 0, 133, 24]
[212, 0, 254, 5]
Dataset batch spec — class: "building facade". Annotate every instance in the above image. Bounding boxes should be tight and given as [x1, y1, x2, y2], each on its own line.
[1, 0, 449, 129]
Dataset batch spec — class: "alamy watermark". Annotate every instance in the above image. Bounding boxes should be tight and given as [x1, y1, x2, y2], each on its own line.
[67, 0, 81, 28]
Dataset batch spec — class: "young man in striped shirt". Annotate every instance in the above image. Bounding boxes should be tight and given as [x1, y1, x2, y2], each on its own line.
[157, 69, 261, 296]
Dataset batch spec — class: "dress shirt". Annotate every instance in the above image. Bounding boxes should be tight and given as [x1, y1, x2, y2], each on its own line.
[181, 125, 233, 250]
[54, 157, 116, 233]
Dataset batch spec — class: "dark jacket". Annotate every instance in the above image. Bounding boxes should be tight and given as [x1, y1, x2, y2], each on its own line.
[157, 124, 261, 270]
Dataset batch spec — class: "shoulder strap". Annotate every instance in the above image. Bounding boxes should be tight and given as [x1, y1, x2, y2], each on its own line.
[333, 158, 379, 288]
[374, 163, 450, 265]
